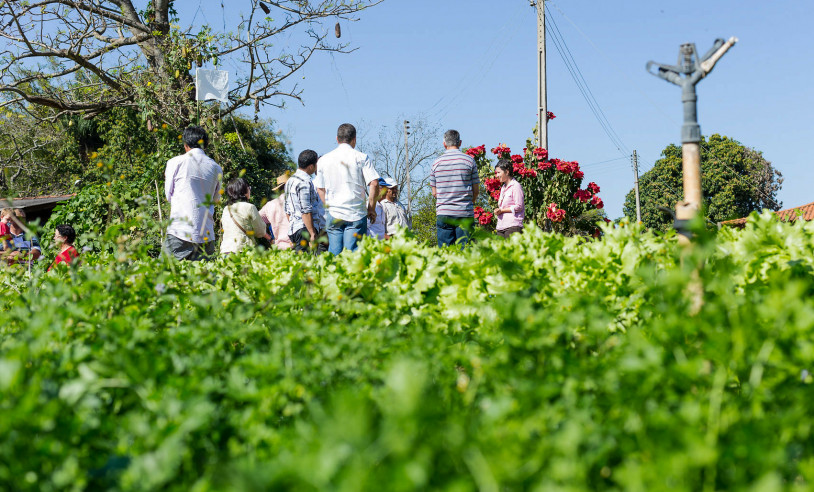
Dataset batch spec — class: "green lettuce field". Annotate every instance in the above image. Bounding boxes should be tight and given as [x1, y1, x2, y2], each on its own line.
[2, 214, 813, 491]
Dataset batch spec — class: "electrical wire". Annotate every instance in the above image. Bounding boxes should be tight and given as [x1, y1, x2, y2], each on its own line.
[422, 3, 526, 121]
[544, 4, 630, 156]
[541, 5, 629, 157]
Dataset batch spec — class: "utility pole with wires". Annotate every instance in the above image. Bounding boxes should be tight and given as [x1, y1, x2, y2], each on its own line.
[403, 120, 411, 214]
[531, 0, 548, 151]
[632, 150, 641, 223]
[647, 37, 737, 239]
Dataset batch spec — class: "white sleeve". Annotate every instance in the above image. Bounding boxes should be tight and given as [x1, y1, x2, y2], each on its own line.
[361, 155, 380, 185]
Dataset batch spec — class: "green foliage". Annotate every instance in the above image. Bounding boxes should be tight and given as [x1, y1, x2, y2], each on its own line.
[409, 187, 437, 245]
[624, 134, 783, 231]
[2, 214, 814, 490]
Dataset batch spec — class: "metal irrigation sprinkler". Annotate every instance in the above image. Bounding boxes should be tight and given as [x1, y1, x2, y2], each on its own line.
[646, 37, 737, 240]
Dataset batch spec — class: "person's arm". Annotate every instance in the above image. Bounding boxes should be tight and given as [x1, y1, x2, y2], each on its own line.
[317, 188, 326, 205]
[301, 213, 316, 244]
[367, 180, 379, 223]
[29, 236, 41, 261]
[512, 183, 524, 215]
[164, 159, 178, 201]
[295, 182, 317, 243]
[250, 207, 271, 241]
[430, 165, 437, 198]
[471, 162, 480, 204]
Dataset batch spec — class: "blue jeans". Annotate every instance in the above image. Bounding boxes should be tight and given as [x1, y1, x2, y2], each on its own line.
[436, 216, 472, 247]
[326, 212, 368, 254]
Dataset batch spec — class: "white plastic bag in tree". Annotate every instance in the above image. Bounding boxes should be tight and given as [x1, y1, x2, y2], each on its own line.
[195, 69, 229, 102]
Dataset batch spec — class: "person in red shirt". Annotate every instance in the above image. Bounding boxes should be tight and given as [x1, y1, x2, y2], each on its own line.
[49, 224, 80, 271]
[0, 208, 13, 250]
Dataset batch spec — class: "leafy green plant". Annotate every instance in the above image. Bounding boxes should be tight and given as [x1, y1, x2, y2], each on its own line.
[2, 213, 814, 491]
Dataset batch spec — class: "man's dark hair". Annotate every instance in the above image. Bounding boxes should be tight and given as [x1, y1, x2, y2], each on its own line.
[56, 224, 76, 244]
[444, 129, 461, 148]
[298, 149, 319, 169]
[337, 123, 356, 144]
[495, 159, 513, 177]
[225, 178, 250, 205]
[183, 126, 209, 149]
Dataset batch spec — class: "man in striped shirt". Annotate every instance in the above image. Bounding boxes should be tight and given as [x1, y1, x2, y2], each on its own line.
[430, 129, 479, 247]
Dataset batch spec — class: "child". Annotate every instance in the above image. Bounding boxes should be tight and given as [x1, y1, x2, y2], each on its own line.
[0, 208, 13, 250]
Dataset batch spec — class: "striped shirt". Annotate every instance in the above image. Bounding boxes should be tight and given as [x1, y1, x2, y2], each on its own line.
[430, 149, 479, 217]
[284, 170, 326, 235]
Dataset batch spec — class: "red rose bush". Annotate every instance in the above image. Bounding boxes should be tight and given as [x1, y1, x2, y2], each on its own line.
[467, 126, 606, 235]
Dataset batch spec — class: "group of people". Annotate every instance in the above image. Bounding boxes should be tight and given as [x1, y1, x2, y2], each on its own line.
[0, 123, 526, 270]
[163, 123, 526, 261]
[0, 207, 80, 270]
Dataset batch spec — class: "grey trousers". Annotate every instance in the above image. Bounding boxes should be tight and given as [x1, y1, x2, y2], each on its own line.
[163, 234, 216, 261]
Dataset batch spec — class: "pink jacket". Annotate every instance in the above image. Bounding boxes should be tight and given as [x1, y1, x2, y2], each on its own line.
[259, 195, 292, 250]
[496, 179, 525, 230]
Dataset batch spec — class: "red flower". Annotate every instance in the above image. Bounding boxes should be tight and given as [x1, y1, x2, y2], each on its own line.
[573, 189, 591, 203]
[587, 182, 600, 194]
[484, 177, 501, 192]
[591, 195, 604, 209]
[474, 206, 484, 219]
[490, 190, 500, 201]
[478, 212, 494, 225]
[532, 147, 548, 160]
[547, 111, 556, 120]
[490, 144, 511, 157]
[510, 154, 524, 164]
[537, 160, 552, 171]
[573, 170, 584, 180]
[546, 203, 566, 223]
[466, 145, 486, 158]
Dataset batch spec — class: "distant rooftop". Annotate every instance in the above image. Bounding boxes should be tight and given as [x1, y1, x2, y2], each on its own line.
[721, 201, 814, 228]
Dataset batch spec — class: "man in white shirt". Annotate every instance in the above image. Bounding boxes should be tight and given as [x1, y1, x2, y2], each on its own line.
[315, 123, 380, 254]
[164, 126, 223, 261]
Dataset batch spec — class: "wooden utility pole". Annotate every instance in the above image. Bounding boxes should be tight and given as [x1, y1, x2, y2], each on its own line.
[534, 0, 548, 151]
[632, 150, 641, 223]
[403, 120, 411, 214]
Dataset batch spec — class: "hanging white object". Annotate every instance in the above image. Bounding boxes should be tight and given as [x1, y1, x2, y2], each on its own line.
[195, 69, 229, 102]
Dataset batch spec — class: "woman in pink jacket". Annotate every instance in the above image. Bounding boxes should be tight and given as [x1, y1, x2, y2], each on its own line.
[493, 159, 525, 237]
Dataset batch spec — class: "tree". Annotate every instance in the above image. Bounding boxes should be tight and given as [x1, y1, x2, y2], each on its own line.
[359, 117, 442, 210]
[0, 0, 381, 125]
[623, 134, 783, 231]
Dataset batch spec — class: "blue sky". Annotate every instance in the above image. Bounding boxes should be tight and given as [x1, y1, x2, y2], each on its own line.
[223, 0, 813, 219]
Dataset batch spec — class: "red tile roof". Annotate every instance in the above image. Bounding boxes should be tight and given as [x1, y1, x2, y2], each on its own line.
[721, 201, 814, 228]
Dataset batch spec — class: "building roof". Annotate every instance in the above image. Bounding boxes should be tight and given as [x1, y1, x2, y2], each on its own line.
[0, 194, 75, 210]
[721, 201, 814, 228]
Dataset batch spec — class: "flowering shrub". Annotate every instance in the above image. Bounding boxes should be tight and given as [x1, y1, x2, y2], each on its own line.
[467, 127, 606, 235]
[474, 206, 494, 226]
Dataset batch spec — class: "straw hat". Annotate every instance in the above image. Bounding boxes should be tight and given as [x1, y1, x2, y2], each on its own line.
[272, 172, 291, 191]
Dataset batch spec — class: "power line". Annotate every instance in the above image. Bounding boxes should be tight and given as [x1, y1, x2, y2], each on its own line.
[545, 4, 630, 155]
[581, 156, 628, 168]
[542, 6, 629, 157]
[546, 0, 679, 127]
[422, 4, 526, 121]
